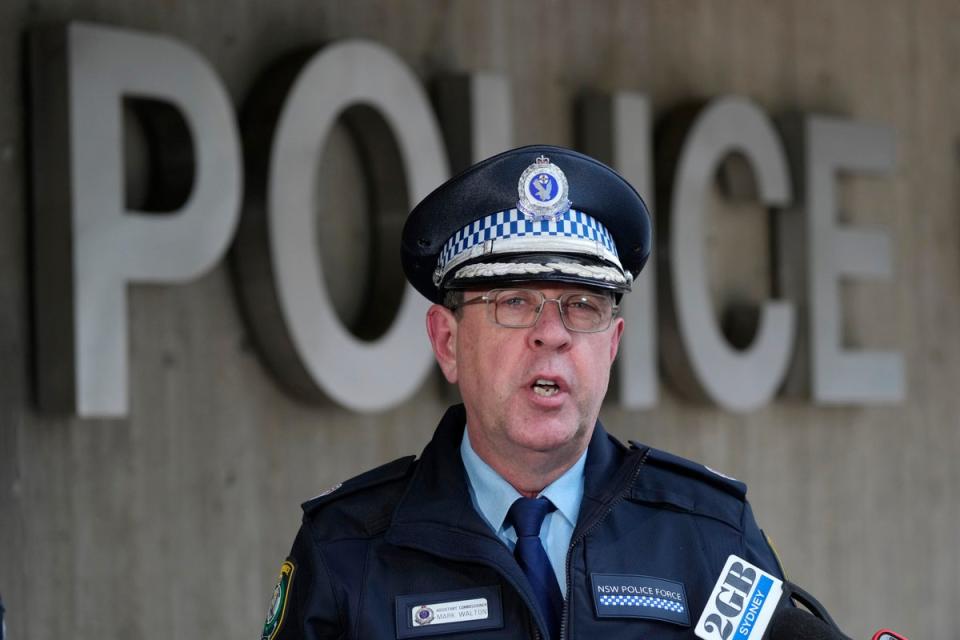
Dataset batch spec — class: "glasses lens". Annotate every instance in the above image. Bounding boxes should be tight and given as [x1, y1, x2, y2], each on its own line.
[488, 289, 615, 332]
[560, 293, 613, 332]
[492, 290, 541, 327]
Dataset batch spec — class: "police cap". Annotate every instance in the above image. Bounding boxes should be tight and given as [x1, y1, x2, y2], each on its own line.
[401, 145, 652, 304]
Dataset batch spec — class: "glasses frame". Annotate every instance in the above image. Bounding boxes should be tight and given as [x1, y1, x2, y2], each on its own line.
[454, 288, 620, 333]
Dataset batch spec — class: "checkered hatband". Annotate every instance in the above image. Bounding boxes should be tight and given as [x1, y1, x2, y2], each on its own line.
[433, 208, 622, 286]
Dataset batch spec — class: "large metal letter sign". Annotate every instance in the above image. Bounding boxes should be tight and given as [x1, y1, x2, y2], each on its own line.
[434, 73, 513, 172]
[797, 116, 904, 403]
[25, 20, 906, 416]
[660, 97, 795, 411]
[578, 92, 658, 409]
[29, 22, 241, 417]
[234, 41, 447, 412]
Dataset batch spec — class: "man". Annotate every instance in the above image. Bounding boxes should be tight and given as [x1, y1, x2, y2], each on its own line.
[261, 145, 784, 640]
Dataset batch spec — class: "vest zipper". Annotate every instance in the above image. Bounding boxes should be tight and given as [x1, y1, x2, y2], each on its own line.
[558, 448, 650, 640]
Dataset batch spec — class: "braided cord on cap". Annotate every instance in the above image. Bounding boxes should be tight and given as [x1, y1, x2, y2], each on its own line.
[453, 261, 630, 285]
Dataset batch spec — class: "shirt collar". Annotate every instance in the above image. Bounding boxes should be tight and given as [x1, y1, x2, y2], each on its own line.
[460, 426, 587, 532]
[540, 446, 587, 528]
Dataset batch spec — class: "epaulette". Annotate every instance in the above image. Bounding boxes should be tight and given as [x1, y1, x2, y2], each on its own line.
[301, 455, 417, 516]
[628, 441, 747, 530]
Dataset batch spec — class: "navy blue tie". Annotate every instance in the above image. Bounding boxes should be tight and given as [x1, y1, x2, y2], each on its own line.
[507, 497, 563, 640]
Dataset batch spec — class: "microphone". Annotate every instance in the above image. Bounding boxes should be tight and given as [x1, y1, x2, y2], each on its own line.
[766, 610, 912, 640]
[694, 555, 910, 640]
[766, 578, 909, 640]
[766, 607, 849, 640]
[694, 554, 851, 640]
[773, 580, 849, 638]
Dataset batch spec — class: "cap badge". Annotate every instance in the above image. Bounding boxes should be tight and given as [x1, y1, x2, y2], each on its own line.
[517, 155, 572, 221]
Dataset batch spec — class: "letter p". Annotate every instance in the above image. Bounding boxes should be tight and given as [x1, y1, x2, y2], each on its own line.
[29, 22, 241, 417]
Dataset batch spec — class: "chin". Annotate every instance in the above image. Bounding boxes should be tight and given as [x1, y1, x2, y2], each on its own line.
[511, 417, 587, 454]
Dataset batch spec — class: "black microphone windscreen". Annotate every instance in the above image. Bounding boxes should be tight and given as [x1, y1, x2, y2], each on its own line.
[766, 607, 847, 640]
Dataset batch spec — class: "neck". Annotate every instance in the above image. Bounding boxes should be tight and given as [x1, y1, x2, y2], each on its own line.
[466, 427, 589, 497]
[500, 456, 573, 497]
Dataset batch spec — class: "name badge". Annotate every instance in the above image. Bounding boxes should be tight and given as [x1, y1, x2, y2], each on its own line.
[395, 586, 503, 638]
[591, 573, 690, 626]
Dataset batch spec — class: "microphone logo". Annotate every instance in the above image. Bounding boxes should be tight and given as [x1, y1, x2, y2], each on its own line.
[695, 555, 784, 640]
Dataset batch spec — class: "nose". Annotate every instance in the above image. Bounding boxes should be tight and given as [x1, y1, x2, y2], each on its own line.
[528, 298, 572, 350]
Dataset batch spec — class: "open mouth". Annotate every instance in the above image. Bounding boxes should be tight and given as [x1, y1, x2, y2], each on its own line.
[532, 379, 560, 397]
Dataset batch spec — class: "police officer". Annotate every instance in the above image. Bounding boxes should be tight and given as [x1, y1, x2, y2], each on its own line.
[261, 145, 784, 640]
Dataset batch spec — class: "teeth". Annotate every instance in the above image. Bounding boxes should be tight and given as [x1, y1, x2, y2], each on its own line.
[533, 379, 560, 397]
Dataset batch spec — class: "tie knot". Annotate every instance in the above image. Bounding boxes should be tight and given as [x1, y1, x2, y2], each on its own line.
[507, 497, 556, 538]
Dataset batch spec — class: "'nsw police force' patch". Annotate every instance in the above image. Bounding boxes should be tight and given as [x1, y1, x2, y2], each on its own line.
[591, 573, 690, 626]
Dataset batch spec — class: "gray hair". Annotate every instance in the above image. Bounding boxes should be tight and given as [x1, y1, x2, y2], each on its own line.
[442, 289, 465, 318]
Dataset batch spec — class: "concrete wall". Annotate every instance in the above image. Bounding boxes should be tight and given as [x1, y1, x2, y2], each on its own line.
[2, 1, 959, 638]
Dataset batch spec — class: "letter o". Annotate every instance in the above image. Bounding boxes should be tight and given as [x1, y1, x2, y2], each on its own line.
[235, 40, 448, 412]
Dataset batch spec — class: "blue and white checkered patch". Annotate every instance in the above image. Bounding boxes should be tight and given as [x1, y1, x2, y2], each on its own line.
[592, 574, 690, 627]
[436, 208, 619, 273]
[598, 594, 685, 613]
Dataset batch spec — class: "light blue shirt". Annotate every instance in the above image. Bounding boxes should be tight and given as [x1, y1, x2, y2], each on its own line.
[460, 428, 587, 598]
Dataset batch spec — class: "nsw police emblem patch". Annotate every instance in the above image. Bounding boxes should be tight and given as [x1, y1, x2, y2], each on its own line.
[412, 605, 435, 625]
[517, 155, 571, 221]
[262, 560, 295, 640]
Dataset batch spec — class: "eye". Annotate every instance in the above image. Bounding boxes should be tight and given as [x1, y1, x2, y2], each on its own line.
[501, 294, 531, 307]
[566, 296, 601, 312]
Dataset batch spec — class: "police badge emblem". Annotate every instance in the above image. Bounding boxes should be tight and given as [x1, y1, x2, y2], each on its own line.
[517, 155, 572, 221]
[413, 605, 435, 625]
[262, 560, 295, 640]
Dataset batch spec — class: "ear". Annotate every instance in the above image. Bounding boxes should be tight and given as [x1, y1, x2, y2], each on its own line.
[426, 304, 460, 383]
[608, 316, 625, 362]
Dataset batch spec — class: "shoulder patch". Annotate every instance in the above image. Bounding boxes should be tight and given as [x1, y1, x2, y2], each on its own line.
[763, 530, 789, 580]
[261, 559, 295, 640]
[301, 455, 417, 515]
[628, 444, 748, 531]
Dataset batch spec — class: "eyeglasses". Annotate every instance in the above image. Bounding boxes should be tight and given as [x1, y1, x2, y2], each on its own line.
[454, 288, 619, 333]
